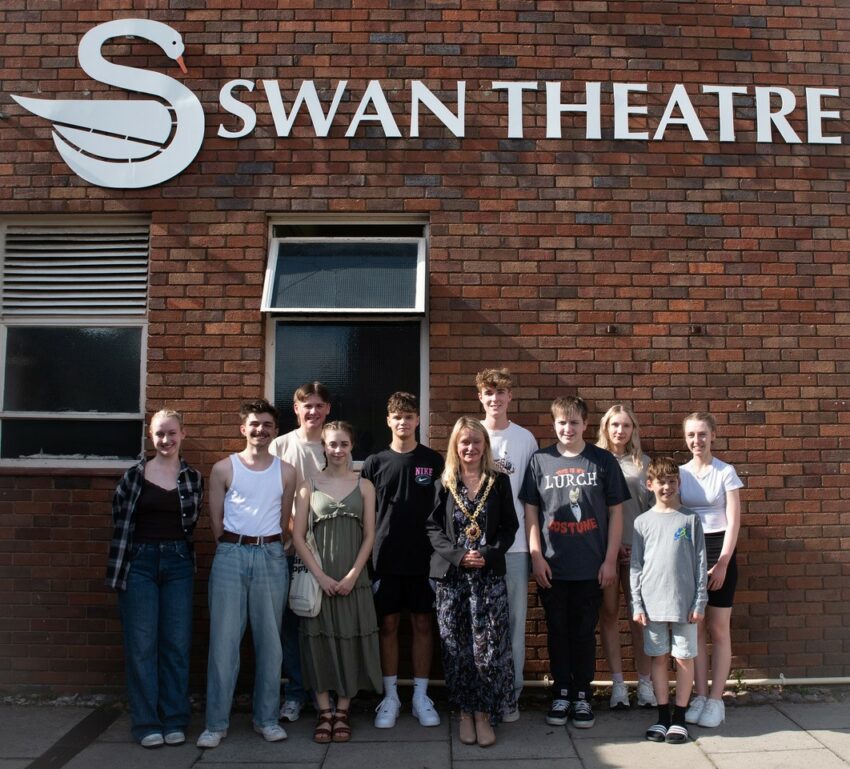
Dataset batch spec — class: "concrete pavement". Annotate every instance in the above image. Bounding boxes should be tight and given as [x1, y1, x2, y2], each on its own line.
[2, 695, 849, 769]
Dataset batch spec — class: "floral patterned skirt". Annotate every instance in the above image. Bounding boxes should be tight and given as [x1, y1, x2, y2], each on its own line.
[436, 568, 516, 724]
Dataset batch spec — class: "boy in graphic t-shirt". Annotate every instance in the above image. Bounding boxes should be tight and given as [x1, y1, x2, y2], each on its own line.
[520, 396, 628, 730]
[361, 392, 444, 730]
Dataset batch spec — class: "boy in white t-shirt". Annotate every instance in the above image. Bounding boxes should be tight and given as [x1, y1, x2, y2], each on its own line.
[475, 368, 538, 721]
[269, 381, 331, 722]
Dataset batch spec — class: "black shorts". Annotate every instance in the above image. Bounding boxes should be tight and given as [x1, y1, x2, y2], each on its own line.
[705, 532, 737, 609]
[372, 574, 435, 617]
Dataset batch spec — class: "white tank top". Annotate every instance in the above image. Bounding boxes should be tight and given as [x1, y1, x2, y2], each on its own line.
[223, 455, 284, 537]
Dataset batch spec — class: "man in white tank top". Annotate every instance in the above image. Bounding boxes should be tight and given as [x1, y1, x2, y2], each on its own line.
[197, 400, 296, 750]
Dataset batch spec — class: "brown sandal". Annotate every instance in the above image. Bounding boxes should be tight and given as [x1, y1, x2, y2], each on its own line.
[314, 709, 334, 743]
[332, 707, 351, 743]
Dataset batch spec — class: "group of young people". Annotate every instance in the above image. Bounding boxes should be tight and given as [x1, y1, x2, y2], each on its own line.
[107, 370, 742, 750]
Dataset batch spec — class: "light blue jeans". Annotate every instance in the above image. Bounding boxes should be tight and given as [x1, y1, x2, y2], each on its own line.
[204, 540, 288, 731]
[505, 552, 530, 698]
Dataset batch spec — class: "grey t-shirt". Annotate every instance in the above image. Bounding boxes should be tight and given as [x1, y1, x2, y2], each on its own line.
[630, 506, 708, 623]
[519, 443, 630, 581]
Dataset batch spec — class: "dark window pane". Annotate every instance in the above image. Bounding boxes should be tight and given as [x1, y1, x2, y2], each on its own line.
[271, 242, 418, 309]
[4, 327, 141, 412]
[1, 419, 143, 459]
[274, 322, 420, 460]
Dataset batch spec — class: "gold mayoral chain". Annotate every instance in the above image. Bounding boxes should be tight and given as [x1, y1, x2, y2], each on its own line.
[449, 473, 496, 544]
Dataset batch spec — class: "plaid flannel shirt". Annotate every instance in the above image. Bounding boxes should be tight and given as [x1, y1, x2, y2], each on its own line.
[105, 458, 204, 590]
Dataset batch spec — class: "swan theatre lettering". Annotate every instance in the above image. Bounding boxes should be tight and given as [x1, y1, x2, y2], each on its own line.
[8, 19, 845, 190]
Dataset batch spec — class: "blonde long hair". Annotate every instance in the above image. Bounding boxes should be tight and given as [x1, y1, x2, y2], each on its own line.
[597, 404, 645, 469]
[441, 416, 498, 491]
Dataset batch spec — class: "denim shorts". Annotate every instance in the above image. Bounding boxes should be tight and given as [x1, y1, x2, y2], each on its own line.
[644, 620, 698, 659]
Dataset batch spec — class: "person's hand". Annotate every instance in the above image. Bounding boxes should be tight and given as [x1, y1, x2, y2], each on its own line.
[334, 572, 357, 596]
[618, 545, 631, 567]
[634, 612, 648, 627]
[707, 560, 727, 591]
[531, 552, 552, 588]
[318, 573, 338, 596]
[598, 558, 617, 588]
[689, 611, 704, 624]
[461, 550, 485, 569]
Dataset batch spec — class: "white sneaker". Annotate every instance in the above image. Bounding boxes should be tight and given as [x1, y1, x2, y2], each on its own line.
[609, 681, 630, 709]
[412, 695, 440, 727]
[684, 695, 707, 724]
[374, 695, 401, 728]
[254, 723, 288, 741]
[164, 731, 185, 745]
[196, 729, 226, 748]
[697, 698, 725, 728]
[140, 733, 164, 748]
[279, 699, 303, 722]
[502, 708, 520, 723]
[637, 679, 657, 708]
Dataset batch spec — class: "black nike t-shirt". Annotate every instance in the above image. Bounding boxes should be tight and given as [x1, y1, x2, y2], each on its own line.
[361, 443, 444, 576]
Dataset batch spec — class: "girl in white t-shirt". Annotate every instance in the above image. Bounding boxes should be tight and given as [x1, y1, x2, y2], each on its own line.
[678, 412, 743, 730]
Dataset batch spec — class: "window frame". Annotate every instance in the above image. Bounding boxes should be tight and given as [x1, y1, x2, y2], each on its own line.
[0, 216, 149, 469]
[261, 235, 427, 314]
[263, 218, 433, 449]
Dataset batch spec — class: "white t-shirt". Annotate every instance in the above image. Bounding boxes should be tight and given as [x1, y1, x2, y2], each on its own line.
[269, 429, 324, 490]
[678, 457, 743, 534]
[486, 421, 539, 554]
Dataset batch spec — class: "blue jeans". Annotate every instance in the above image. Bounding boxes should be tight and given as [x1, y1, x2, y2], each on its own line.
[281, 552, 306, 704]
[117, 540, 193, 742]
[204, 540, 288, 731]
[505, 552, 530, 698]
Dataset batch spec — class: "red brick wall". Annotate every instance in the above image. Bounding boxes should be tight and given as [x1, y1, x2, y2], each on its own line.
[1, 1, 848, 691]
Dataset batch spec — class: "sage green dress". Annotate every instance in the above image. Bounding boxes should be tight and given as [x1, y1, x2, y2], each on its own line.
[299, 481, 383, 697]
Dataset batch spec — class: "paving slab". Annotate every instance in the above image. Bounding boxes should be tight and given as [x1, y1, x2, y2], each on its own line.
[0, 705, 94, 760]
[693, 705, 824, 754]
[776, 703, 850, 731]
[0, 761, 29, 769]
[196, 713, 327, 763]
[810, 730, 850, 763]
[62, 741, 200, 769]
[346, 712, 449, 742]
[321, 739, 450, 769]
[449, 714, 578, 760]
[710, 747, 850, 769]
[565, 707, 656, 741]
[454, 761, 583, 769]
[574, 737, 716, 769]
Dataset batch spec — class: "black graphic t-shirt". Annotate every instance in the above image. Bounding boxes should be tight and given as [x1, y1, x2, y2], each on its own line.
[520, 443, 630, 581]
[361, 443, 445, 576]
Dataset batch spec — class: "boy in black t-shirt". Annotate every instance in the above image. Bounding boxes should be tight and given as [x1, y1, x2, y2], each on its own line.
[520, 396, 628, 730]
[361, 392, 444, 729]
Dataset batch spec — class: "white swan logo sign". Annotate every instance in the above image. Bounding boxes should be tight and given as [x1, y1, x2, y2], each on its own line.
[11, 19, 204, 189]
[9, 19, 843, 190]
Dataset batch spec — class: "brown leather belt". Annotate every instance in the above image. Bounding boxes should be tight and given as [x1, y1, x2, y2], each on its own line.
[218, 531, 283, 546]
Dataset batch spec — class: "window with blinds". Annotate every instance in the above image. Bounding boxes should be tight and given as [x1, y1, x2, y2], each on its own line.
[0, 220, 149, 465]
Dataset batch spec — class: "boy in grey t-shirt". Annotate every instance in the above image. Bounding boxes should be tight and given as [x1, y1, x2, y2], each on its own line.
[631, 457, 708, 744]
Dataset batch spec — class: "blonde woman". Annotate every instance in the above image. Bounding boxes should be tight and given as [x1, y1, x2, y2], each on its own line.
[596, 405, 656, 709]
[427, 417, 518, 747]
[107, 409, 203, 748]
[679, 412, 743, 729]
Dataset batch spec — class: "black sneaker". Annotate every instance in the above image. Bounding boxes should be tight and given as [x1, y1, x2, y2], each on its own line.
[571, 698, 596, 729]
[546, 698, 571, 726]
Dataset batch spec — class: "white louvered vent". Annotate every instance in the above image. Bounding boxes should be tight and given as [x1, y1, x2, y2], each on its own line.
[1, 223, 149, 316]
